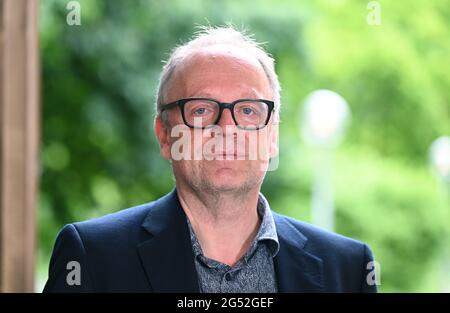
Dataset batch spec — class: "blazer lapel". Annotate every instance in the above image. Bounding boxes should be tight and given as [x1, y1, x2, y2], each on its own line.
[137, 188, 200, 292]
[273, 214, 324, 292]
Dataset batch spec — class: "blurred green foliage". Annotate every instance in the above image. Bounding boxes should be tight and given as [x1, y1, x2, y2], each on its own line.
[38, 0, 450, 291]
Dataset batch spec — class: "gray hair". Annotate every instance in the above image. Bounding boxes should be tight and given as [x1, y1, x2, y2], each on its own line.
[155, 25, 281, 123]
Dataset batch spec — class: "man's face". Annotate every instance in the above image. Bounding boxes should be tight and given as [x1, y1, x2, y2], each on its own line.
[155, 45, 278, 194]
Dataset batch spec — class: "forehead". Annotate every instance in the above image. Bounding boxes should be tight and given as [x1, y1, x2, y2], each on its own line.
[183, 44, 264, 71]
[167, 44, 271, 100]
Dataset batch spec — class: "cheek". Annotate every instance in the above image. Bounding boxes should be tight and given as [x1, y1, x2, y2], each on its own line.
[246, 129, 273, 160]
[171, 159, 198, 179]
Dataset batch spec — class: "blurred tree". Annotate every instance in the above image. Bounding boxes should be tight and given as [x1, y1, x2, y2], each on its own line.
[38, 0, 450, 292]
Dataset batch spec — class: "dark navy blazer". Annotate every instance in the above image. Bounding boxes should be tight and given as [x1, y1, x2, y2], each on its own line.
[43, 188, 377, 292]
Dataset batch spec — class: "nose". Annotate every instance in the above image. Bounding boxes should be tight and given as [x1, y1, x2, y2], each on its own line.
[216, 107, 236, 128]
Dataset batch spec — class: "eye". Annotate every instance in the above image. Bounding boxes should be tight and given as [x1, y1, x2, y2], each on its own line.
[193, 107, 207, 115]
[241, 107, 255, 115]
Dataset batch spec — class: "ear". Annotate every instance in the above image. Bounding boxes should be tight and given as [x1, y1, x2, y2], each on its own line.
[269, 120, 279, 158]
[154, 116, 172, 160]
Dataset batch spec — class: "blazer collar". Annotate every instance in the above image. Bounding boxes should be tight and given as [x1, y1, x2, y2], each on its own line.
[137, 188, 200, 292]
[273, 213, 324, 292]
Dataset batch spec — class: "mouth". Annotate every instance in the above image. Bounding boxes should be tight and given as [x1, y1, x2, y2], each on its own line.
[204, 152, 247, 159]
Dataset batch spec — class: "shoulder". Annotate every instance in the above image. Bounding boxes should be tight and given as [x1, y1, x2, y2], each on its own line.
[65, 198, 161, 252]
[273, 212, 377, 292]
[44, 199, 163, 292]
[273, 211, 370, 257]
[74, 202, 153, 234]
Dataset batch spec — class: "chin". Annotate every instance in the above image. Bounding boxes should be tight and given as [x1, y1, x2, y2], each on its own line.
[208, 183, 245, 193]
[198, 161, 258, 190]
[206, 173, 246, 191]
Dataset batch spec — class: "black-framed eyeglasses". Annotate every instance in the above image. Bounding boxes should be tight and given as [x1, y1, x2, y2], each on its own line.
[160, 98, 275, 130]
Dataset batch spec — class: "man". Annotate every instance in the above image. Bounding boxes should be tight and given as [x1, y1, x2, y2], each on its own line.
[44, 26, 377, 292]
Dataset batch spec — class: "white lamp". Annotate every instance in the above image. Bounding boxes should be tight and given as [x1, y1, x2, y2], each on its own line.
[429, 136, 450, 184]
[301, 89, 351, 148]
[301, 89, 351, 231]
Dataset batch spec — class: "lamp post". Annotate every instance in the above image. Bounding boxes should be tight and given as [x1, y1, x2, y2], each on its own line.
[301, 90, 351, 231]
[428, 136, 450, 292]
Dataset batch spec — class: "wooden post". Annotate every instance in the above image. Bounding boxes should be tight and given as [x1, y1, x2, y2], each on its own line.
[0, 0, 39, 292]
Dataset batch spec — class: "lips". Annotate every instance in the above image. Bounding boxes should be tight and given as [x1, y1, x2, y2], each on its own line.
[204, 152, 247, 159]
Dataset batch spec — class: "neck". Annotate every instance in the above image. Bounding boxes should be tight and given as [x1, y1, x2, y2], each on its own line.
[176, 182, 261, 267]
